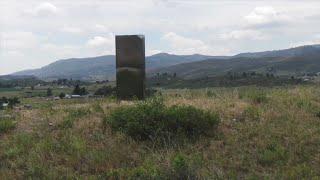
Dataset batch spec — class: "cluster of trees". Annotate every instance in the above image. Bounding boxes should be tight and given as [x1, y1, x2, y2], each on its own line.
[94, 86, 115, 96]
[0, 97, 20, 109]
[73, 85, 88, 96]
[0, 77, 45, 88]
[95, 80, 109, 84]
[51, 79, 90, 86]
[155, 72, 177, 78]
[227, 72, 276, 80]
[45, 85, 88, 98]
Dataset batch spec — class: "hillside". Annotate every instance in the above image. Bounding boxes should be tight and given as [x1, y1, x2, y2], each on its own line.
[13, 53, 215, 81]
[153, 45, 320, 79]
[13, 44, 320, 81]
[235, 45, 320, 58]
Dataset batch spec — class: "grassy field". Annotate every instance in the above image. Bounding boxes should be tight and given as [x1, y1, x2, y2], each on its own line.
[0, 85, 320, 179]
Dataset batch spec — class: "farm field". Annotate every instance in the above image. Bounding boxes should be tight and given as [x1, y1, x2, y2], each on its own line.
[0, 85, 320, 179]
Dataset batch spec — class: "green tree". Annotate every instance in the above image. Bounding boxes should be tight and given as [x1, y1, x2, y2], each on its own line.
[73, 85, 81, 95]
[47, 88, 53, 97]
[80, 87, 88, 95]
[73, 85, 88, 95]
[59, 92, 66, 99]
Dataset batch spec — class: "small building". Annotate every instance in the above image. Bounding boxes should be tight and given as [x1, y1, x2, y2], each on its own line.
[65, 94, 72, 99]
[71, 95, 82, 98]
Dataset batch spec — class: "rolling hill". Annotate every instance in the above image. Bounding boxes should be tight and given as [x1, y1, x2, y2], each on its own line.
[12, 44, 320, 81]
[13, 53, 216, 81]
[152, 45, 320, 79]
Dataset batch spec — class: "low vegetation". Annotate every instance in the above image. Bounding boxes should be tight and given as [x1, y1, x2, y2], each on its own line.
[0, 118, 16, 134]
[106, 97, 219, 144]
[94, 85, 115, 96]
[0, 85, 320, 179]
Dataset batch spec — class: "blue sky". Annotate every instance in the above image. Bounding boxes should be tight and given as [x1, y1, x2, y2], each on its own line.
[1, 0, 320, 75]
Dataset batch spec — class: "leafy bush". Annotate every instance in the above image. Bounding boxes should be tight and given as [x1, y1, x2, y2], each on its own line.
[258, 143, 288, 166]
[105, 98, 219, 142]
[171, 153, 195, 179]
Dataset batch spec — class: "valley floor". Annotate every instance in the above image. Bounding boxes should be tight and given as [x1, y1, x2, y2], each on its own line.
[1, 85, 320, 179]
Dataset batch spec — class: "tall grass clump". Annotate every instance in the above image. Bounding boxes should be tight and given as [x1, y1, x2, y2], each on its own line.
[238, 88, 268, 104]
[0, 118, 16, 134]
[59, 108, 92, 129]
[105, 97, 219, 143]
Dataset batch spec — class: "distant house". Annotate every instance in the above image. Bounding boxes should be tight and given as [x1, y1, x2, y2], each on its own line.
[71, 95, 82, 98]
[65, 94, 72, 99]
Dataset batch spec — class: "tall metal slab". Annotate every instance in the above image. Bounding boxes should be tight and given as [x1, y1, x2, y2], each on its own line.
[116, 35, 145, 100]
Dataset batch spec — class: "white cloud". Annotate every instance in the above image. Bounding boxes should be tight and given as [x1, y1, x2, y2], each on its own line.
[25, 2, 58, 17]
[162, 32, 209, 54]
[94, 24, 110, 32]
[41, 43, 80, 58]
[86, 35, 113, 48]
[245, 6, 290, 28]
[2, 31, 38, 50]
[60, 26, 84, 34]
[290, 39, 320, 48]
[86, 34, 115, 56]
[162, 32, 229, 55]
[147, 49, 162, 56]
[220, 30, 266, 40]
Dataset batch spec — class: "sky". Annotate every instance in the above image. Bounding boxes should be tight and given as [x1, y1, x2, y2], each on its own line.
[1, 0, 320, 75]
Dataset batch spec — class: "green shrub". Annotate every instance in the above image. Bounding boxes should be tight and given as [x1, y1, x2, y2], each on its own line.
[243, 106, 261, 121]
[105, 97, 219, 143]
[166, 153, 201, 179]
[0, 119, 16, 134]
[258, 143, 288, 166]
[171, 153, 192, 179]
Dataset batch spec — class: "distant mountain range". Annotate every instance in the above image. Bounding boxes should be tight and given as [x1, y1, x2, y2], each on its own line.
[152, 45, 320, 79]
[12, 44, 320, 80]
[13, 53, 217, 81]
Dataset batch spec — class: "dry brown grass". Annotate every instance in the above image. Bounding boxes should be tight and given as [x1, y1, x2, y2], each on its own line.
[0, 85, 320, 179]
